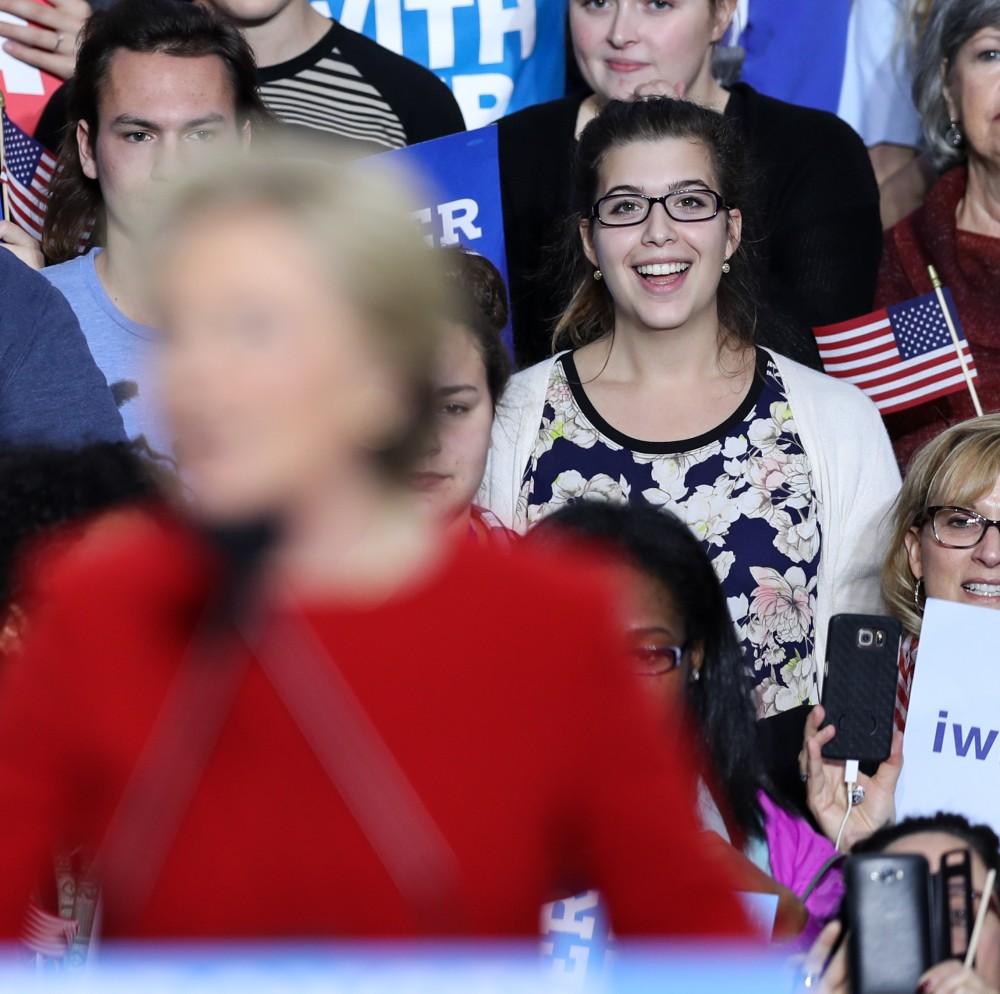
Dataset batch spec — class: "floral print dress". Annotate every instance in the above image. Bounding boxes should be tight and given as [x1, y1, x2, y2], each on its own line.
[518, 350, 822, 718]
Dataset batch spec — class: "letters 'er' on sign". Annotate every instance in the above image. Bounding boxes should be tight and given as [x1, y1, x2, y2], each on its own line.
[895, 598, 1000, 836]
[374, 125, 512, 353]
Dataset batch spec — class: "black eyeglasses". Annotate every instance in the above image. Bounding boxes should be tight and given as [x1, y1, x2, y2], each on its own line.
[591, 189, 730, 227]
[629, 643, 687, 677]
[924, 506, 1000, 549]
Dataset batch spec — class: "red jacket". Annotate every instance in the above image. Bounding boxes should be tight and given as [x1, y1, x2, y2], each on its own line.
[876, 166, 1000, 467]
[0, 511, 750, 940]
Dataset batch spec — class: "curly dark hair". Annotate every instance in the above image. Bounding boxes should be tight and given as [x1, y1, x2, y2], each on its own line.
[852, 812, 1000, 880]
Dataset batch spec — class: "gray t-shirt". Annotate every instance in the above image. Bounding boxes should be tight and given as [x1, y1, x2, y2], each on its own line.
[42, 249, 168, 454]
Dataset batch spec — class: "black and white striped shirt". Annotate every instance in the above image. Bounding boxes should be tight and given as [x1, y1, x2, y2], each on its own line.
[257, 23, 465, 154]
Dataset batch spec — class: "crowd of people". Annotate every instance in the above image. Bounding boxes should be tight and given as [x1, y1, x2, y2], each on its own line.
[0, 0, 998, 990]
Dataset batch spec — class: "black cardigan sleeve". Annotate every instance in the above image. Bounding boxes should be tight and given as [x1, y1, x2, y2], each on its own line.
[728, 85, 882, 370]
[498, 97, 581, 369]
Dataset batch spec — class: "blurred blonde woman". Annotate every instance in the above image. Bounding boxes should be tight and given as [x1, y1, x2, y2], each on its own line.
[0, 145, 749, 942]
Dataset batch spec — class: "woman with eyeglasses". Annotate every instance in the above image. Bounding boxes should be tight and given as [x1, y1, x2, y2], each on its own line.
[498, 0, 881, 370]
[878, 415, 1000, 732]
[800, 415, 1000, 861]
[532, 500, 847, 945]
[482, 97, 900, 802]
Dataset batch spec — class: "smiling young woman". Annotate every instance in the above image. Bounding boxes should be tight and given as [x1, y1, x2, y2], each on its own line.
[498, 0, 881, 371]
[483, 98, 900, 798]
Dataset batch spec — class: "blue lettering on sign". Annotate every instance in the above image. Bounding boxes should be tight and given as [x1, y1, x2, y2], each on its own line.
[932, 711, 1000, 761]
[311, 0, 565, 126]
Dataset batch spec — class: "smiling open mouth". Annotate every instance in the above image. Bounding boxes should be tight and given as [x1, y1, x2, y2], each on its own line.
[636, 263, 690, 276]
[963, 582, 1000, 597]
[634, 262, 690, 288]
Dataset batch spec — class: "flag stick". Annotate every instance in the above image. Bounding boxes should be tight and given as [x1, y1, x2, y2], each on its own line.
[0, 90, 10, 224]
[928, 264, 983, 416]
[964, 867, 996, 969]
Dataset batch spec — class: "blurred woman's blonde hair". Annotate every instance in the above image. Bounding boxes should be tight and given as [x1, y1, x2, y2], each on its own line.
[145, 139, 452, 477]
[883, 414, 1000, 636]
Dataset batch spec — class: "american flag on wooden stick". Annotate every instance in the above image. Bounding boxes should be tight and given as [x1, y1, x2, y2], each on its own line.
[1, 108, 55, 242]
[812, 289, 978, 415]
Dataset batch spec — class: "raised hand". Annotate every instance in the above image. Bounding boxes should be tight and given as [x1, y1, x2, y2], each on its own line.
[632, 79, 686, 101]
[918, 960, 999, 994]
[0, 219, 44, 269]
[0, 0, 91, 80]
[801, 704, 903, 851]
[797, 919, 849, 994]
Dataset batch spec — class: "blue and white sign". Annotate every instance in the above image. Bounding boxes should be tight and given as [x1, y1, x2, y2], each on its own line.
[728, 0, 921, 147]
[0, 943, 793, 993]
[312, 0, 565, 127]
[896, 598, 1000, 835]
[376, 125, 512, 350]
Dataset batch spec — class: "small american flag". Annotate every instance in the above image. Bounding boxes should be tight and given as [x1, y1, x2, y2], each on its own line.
[1, 109, 56, 242]
[813, 289, 978, 414]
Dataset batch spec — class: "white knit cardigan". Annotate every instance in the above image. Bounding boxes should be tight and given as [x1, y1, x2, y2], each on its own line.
[478, 349, 902, 694]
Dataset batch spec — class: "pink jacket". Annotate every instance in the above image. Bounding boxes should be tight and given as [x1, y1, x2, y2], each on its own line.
[761, 792, 844, 947]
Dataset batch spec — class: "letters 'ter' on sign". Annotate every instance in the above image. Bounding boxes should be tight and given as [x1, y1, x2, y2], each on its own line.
[896, 598, 1000, 836]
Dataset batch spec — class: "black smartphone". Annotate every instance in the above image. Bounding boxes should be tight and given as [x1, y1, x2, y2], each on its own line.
[845, 853, 934, 994]
[820, 613, 902, 763]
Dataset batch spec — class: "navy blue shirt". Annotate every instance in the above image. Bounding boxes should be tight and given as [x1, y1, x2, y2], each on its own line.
[0, 252, 125, 447]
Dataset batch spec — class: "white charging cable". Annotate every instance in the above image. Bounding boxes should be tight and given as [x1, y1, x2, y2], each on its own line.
[834, 759, 860, 852]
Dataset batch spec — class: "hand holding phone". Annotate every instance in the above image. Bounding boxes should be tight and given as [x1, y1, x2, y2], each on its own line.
[845, 853, 933, 994]
[820, 614, 902, 764]
[802, 705, 903, 850]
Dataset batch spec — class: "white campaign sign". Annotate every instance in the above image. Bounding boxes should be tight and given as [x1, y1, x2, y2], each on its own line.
[896, 598, 1000, 834]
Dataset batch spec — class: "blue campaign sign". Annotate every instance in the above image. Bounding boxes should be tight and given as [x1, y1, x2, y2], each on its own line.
[311, 0, 565, 127]
[0, 942, 793, 992]
[375, 125, 512, 351]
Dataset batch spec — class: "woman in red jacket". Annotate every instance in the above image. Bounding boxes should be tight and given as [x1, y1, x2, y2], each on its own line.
[0, 147, 749, 945]
[876, 0, 1000, 466]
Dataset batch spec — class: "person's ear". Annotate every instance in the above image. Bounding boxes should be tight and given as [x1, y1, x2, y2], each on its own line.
[688, 640, 705, 676]
[77, 120, 98, 181]
[725, 206, 742, 262]
[941, 59, 960, 123]
[580, 216, 599, 269]
[904, 526, 924, 584]
[711, 0, 738, 43]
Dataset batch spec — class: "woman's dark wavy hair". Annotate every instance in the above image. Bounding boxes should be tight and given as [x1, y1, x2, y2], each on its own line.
[531, 500, 766, 841]
[852, 812, 1000, 883]
[553, 97, 760, 354]
[43, 0, 269, 263]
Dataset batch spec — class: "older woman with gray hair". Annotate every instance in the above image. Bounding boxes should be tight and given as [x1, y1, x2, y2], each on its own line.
[876, 0, 1000, 467]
